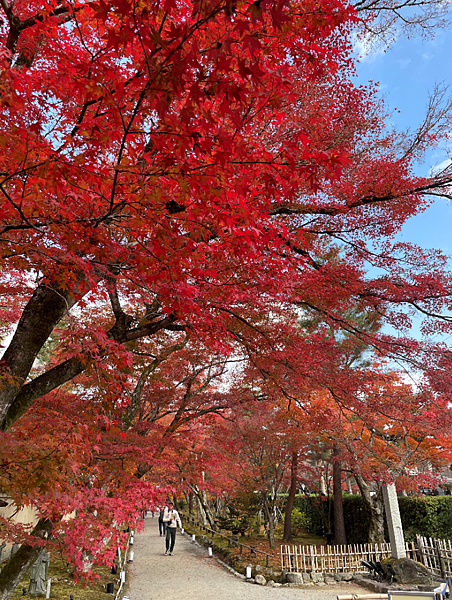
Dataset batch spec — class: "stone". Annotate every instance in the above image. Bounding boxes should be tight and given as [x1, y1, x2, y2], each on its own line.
[390, 558, 435, 585]
[383, 484, 407, 559]
[273, 583, 282, 587]
[266, 580, 276, 587]
[311, 572, 324, 583]
[254, 565, 263, 574]
[302, 572, 312, 583]
[342, 572, 353, 581]
[324, 576, 336, 584]
[0, 543, 6, 563]
[29, 551, 50, 596]
[255, 574, 267, 586]
[286, 573, 303, 584]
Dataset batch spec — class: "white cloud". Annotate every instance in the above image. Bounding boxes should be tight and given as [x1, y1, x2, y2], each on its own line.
[397, 58, 411, 69]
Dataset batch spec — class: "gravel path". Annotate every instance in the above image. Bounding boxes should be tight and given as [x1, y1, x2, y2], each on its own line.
[126, 515, 368, 600]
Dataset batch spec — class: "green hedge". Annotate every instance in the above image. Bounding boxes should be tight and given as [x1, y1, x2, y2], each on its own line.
[287, 494, 452, 544]
[398, 496, 452, 542]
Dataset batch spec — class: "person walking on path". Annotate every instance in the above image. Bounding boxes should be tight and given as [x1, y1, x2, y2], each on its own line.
[158, 507, 166, 536]
[163, 500, 182, 555]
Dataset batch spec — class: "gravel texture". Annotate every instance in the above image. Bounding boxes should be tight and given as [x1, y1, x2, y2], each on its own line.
[126, 515, 369, 600]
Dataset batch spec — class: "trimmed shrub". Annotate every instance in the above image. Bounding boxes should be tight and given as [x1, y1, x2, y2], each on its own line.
[398, 496, 452, 542]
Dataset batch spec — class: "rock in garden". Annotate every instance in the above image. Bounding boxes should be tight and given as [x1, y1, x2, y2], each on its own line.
[390, 558, 435, 585]
[286, 573, 303, 584]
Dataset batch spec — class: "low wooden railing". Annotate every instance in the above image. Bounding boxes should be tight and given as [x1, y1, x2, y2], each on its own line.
[179, 511, 274, 566]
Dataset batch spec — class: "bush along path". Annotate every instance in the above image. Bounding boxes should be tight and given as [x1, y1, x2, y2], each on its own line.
[125, 514, 368, 600]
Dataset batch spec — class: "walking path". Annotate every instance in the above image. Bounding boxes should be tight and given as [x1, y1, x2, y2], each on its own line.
[126, 515, 368, 600]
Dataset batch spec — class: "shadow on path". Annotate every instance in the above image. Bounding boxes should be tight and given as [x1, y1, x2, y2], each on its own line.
[127, 516, 368, 600]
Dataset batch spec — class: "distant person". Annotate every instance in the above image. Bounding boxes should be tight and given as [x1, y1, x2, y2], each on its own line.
[163, 500, 182, 556]
[158, 506, 166, 536]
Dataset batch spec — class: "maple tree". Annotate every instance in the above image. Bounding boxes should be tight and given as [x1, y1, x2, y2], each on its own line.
[297, 372, 452, 543]
[2, 0, 452, 592]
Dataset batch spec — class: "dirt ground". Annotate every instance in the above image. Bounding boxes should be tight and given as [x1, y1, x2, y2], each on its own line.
[125, 515, 369, 600]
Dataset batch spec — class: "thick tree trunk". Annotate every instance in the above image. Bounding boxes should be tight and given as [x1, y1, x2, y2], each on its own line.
[333, 444, 347, 545]
[0, 284, 80, 430]
[355, 476, 385, 543]
[0, 280, 180, 431]
[0, 518, 53, 600]
[283, 451, 298, 542]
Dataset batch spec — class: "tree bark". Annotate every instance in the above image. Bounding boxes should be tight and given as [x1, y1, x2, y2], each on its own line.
[0, 518, 53, 600]
[283, 451, 298, 542]
[333, 444, 347, 545]
[189, 485, 217, 530]
[262, 496, 275, 549]
[355, 476, 385, 543]
[0, 281, 181, 432]
[0, 283, 81, 430]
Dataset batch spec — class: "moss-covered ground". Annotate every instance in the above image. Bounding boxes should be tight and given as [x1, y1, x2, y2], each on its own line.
[6, 555, 122, 600]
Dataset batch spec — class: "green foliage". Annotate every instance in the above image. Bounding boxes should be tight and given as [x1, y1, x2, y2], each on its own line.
[294, 494, 452, 544]
[290, 507, 311, 535]
[293, 496, 328, 536]
[216, 493, 259, 535]
[341, 494, 372, 544]
[398, 496, 452, 542]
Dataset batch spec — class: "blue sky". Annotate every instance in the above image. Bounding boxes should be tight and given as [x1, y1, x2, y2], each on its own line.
[352, 27, 452, 342]
[355, 28, 452, 255]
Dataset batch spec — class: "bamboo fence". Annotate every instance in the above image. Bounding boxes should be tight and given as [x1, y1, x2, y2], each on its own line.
[280, 541, 417, 574]
[416, 535, 452, 578]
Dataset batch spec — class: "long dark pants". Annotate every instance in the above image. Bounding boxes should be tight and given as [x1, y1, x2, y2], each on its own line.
[159, 519, 166, 535]
[166, 527, 176, 552]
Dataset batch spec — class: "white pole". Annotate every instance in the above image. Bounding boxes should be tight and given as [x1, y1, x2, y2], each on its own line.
[246, 565, 252, 579]
[120, 571, 125, 583]
[46, 579, 51, 599]
[128, 550, 134, 563]
[181, 528, 184, 535]
[129, 536, 134, 545]
[208, 547, 212, 557]
[191, 534, 195, 542]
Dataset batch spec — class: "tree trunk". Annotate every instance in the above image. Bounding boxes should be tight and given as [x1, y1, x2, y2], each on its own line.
[355, 476, 385, 543]
[0, 283, 81, 430]
[0, 518, 53, 600]
[189, 485, 216, 530]
[188, 491, 194, 515]
[283, 451, 298, 542]
[333, 444, 347, 545]
[262, 497, 275, 549]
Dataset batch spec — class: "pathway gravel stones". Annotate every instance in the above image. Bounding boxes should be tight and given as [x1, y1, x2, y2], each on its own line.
[126, 515, 369, 600]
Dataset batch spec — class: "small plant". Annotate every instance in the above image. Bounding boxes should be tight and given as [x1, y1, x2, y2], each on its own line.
[291, 508, 311, 536]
